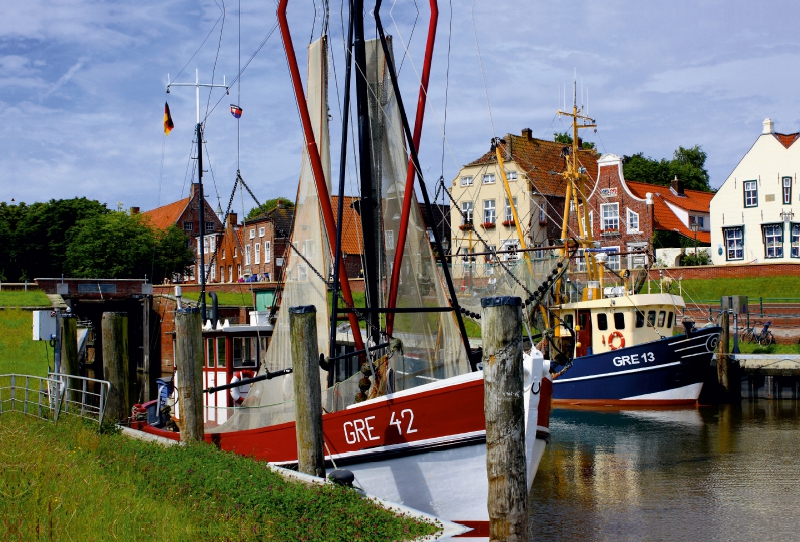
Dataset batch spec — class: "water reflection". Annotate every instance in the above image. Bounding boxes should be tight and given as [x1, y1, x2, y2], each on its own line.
[530, 401, 800, 541]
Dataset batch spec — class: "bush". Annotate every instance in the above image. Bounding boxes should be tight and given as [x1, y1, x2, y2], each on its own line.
[682, 251, 711, 266]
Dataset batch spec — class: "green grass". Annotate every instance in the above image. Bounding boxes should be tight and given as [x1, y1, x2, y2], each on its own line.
[642, 276, 800, 303]
[0, 309, 51, 376]
[0, 414, 440, 541]
[726, 339, 800, 354]
[0, 290, 50, 307]
[211, 291, 256, 307]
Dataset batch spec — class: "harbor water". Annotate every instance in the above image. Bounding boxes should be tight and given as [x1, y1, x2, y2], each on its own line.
[530, 401, 800, 541]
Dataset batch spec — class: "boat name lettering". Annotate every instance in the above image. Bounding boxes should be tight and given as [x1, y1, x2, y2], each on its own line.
[389, 409, 418, 435]
[343, 416, 380, 444]
[613, 351, 655, 367]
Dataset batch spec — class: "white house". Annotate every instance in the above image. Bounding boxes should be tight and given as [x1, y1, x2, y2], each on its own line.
[710, 118, 800, 264]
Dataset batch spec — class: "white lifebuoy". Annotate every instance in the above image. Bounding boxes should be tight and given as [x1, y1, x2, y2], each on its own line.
[230, 370, 256, 405]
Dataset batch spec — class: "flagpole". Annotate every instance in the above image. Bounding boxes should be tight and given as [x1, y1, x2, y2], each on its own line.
[166, 69, 229, 322]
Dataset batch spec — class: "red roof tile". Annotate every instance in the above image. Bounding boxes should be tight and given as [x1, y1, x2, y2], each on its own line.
[467, 133, 599, 197]
[331, 196, 364, 256]
[774, 132, 799, 149]
[626, 180, 714, 213]
[142, 198, 190, 230]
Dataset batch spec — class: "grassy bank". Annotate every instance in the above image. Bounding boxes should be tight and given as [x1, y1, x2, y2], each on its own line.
[0, 309, 51, 376]
[0, 414, 439, 541]
[643, 276, 800, 303]
[0, 290, 50, 307]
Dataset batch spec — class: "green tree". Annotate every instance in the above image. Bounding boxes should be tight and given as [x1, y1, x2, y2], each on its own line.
[247, 197, 295, 220]
[622, 145, 711, 192]
[65, 213, 194, 282]
[553, 131, 596, 150]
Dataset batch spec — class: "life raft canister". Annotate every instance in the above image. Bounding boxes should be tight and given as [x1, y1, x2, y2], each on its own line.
[230, 370, 256, 405]
[608, 331, 625, 350]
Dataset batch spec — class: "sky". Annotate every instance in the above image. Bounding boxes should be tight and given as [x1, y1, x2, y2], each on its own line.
[2, 0, 800, 218]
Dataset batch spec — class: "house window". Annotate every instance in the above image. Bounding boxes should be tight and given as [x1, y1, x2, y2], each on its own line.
[534, 243, 544, 259]
[601, 203, 620, 232]
[505, 170, 517, 181]
[219, 266, 223, 282]
[233, 247, 238, 258]
[744, 180, 758, 207]
[589, 211, 594, 234]
[254, 242, 261, 264]
[483, 200, 496, 224]
[222, 249, 226, 260]
[461, 176, 473, 187]
[210, 265, 216, 280]
[763, 223, 783, 258]
[627, 208, 639, 233]
[259, 226, 265, 238]
[606, 246, 621, 270]
[228, 266, 233, 282]
[205, 221, 215, 232]
[183, 221, 193, 232]
[483, 174, 496, 184]
[724, 227, 744, 261]
[245, 245, 251, 265]
[783, 177, 792, 205]
[501, 240, 520, 261]
[461, 201, 473, 223]
[265, 241, 271, 263]
[690, 215, 705, 229]
[237, 264, 242, 279]
[539, 201, 547, 225]
[249, 228, 256, 239]
[504, 198, 517, 222]
[792, 224, 800, 258]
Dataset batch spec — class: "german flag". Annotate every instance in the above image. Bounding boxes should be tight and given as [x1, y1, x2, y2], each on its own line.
[164, 102, 174, 136]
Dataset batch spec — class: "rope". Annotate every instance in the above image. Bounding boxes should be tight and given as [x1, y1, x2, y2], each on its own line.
[471, 0, 495, 137]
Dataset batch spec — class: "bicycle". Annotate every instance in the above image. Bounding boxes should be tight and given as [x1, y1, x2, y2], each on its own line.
[739, 321, 757, 343]
[752, 321, 774, 347]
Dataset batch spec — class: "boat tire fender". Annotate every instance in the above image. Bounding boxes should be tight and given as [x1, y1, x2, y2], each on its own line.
[608, 331, 625, 350]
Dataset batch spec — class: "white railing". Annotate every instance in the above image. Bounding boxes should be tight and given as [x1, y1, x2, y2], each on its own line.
[0, 373, 111, 425]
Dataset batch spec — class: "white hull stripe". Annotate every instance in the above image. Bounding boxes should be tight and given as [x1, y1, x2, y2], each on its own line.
[674, 343, 707, 353]
[681, 351, 712, 359]
[554, 361, 681, 384]
[622, 382, 703, 401]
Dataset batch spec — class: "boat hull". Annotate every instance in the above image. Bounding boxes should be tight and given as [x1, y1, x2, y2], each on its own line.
[552, 326, 721, 406]
[137, 368, 552, 534]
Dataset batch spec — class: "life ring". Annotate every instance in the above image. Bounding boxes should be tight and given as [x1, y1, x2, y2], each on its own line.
[230, 370, 256, 405]
[608, 331, 625, 350]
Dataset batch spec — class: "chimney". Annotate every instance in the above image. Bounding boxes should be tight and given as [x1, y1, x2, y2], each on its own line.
[227, 212, 237, 227]
[521, 127, 532, 140]
[762, 118, 774, 134]
[129, 206, 140, 215]
[277, 200, 285, 209]
[671, 175, 684, 195]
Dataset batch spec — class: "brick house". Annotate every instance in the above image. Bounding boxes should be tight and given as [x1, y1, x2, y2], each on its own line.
[237, 204, 294, 282]
[332, 196, 365, 278]
[142, 183, 224, 283]
[576, 153, 712, 271]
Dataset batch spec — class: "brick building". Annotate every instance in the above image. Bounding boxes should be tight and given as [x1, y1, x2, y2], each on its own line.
[575, 153, 712, 271]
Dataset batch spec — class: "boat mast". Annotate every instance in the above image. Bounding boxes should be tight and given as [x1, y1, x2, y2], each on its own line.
[352, 0, 381, 344]
[166, 69, 229, 321]
[555, 79, 596, 304]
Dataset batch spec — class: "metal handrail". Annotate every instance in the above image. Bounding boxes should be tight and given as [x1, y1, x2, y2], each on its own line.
[48, 372, 111, 425]
[0, 374, 64, 422]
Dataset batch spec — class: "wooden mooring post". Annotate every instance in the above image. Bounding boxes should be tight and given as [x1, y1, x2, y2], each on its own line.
[719, 311, 731, 395]
[61, 314, 79, 405]
[290, 305, 325, 478]
[101, 312, 130, 423]
[175, 307, 204, 443]
[481, 296, 528, 542]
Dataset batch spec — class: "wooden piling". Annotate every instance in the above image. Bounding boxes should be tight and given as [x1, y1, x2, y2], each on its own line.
[60, 314, 79, 405]
[290, 305, 325, 478]
[101, 312, 130, 423]
[719, 311, 730, 396]
[174, 307, 204, 443]
[481, 296, 528, 542]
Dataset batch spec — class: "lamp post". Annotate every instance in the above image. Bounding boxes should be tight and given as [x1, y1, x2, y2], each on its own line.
[690, 221, 699, 257]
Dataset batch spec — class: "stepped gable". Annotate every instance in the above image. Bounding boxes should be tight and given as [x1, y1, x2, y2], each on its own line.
[627, 181, 712, 243]
[466, 132, 599, 196]
[142, 198, 190, 229]
[774, 132, 800, 149]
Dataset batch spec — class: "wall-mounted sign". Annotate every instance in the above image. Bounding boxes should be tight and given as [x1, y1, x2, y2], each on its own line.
[600, 187, 618, 198]
[77, 284, 116, 294]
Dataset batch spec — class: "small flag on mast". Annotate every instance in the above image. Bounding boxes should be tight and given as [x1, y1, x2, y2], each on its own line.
[230, 104, 242, 119]
[164, 102, 174, 135]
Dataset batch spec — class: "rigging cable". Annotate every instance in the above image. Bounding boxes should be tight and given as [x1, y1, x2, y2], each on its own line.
[204, 0, 227, 122]
[471, 0, 495, 137]
[440, 0, 452, 181]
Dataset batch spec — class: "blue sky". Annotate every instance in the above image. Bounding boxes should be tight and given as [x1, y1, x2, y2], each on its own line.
[2, 0, 799, 217]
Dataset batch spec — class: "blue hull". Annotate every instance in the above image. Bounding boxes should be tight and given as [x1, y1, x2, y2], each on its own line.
[553, 326, 722, 405]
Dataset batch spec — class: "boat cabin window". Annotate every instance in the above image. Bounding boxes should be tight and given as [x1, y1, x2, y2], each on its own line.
[217, 338, 226, 368]
[614, 312, 626, 330]
[563, 313, 574, 331]
[635, 310, 645, 328]
[206, 338, 215, 368]
[647, 311, 656, 327]
[596, 313, 608, 331]
[657, 311, 666, 327]
[666, 312, 674, 329]
[233, 337, 257, 368]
